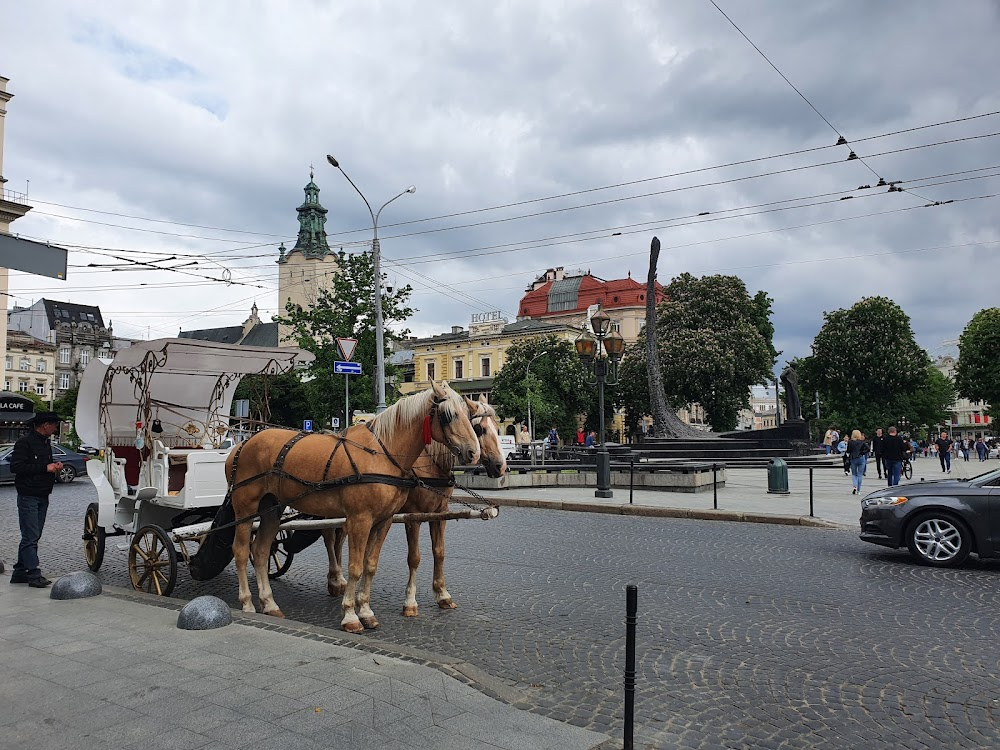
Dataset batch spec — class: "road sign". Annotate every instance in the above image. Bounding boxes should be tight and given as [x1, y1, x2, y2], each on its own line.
[334, 361, 362, 375]
[332, 417, 340, 428]
[336, 338, 358, 361]
[303, 419, 313, 432]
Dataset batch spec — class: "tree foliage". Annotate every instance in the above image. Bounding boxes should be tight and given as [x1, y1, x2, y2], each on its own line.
[653, 273, 776, 431]
[615, 340, 652, 439]
[796, 296, 939, 432]
[275, 250, 414, 426]
[489, 335, 596, 441]
[954, 308, 1000, 416]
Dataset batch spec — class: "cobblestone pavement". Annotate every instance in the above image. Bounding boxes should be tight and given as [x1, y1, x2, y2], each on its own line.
[3, 482, 1000, 749]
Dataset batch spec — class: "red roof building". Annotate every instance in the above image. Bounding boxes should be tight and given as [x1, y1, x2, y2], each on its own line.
[516, 267, 665, 344]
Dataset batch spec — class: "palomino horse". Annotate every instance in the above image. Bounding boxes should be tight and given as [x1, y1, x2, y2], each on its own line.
[226, 381, 480, 633]
[324, 396, 507, 616]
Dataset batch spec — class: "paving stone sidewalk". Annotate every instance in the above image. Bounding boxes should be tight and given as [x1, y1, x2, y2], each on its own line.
[0, 582, 614, 750]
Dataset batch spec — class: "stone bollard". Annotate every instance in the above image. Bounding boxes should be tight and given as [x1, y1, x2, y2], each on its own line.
[177, 595, 233, 630]
[50, 571, 102, 600]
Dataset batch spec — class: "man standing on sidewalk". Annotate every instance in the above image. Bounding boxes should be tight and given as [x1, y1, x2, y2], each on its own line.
[882, 426, 910, 487]
[871, 427, 885, 479]
[935, 430, 953, 475]
[9, 412, 63, 588]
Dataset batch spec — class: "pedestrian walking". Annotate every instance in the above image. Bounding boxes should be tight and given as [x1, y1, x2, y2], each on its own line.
[882, 426, 910, 487]
[847, 430, 870, 495]
[935, 431, 953, 474]
[976, 437, 988, 462]
[9, 412, 63, 588]
[822, 428, 834, 454]
[871, 427, 885, 479]
[961, 439, 971, 462]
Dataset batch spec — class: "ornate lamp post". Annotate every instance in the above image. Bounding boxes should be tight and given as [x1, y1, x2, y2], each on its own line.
[327, 155, 415, 413]
[576, 305, 625, 498]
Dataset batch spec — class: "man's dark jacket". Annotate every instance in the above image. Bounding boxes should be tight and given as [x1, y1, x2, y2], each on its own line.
[880, 434, 910, 463]
[10, 430, 56, 496]
[872, 433, 884, 457]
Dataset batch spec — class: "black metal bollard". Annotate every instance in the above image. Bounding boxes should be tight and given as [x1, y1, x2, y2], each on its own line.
[624, 585, 637, 750]
[630, 458, 634, 505]
[713, 463, 718, 510]
[809, 467, 814, 517]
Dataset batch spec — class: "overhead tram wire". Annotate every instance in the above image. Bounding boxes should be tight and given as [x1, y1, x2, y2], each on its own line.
[707, 0, 886, 184]
[378, 168, 1000, 267]
[20, 110, 1000, 249]
[51, 164, 1000, 287]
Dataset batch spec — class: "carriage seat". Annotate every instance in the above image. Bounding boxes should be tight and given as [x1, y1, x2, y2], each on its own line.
[109, 445, 149, 489]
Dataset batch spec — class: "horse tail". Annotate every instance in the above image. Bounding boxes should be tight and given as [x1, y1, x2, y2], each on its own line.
[189, 495, 236, 581]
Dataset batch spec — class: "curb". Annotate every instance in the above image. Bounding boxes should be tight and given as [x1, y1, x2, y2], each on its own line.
[486, 496, 846, 529]
[97, 584, 551, 712]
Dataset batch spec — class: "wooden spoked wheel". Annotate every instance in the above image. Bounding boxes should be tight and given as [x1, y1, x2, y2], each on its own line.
[83, 502, 106, 572]
[128, 525, 178, 596]
[252, 529, 294, 579]
[268, 530, 294, 579]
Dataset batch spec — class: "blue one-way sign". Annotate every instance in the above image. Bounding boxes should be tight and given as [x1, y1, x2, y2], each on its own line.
[334, 361, 362, 375]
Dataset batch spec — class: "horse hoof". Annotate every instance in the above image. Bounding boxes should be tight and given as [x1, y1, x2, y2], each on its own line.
[359, 616, 380, 630]
[342, 619, 364, 634]
[438, 599, 457, 610]
[402, 605, 419, 618]
[264, 609, 285, 618]
[328, 584, 346, 597]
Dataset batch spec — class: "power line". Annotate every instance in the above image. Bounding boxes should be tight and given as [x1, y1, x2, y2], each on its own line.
[707, 0, 885, 182]
[20, 110, 1000, 245]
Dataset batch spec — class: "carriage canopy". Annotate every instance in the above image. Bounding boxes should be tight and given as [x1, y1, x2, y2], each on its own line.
[76, 338, 314, 449]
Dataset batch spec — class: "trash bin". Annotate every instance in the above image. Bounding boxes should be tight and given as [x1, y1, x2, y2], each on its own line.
[767, 457, 790, 494]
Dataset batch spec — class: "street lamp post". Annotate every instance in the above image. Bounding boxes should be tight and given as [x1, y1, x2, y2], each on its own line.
[327, 155, 415, 413]
[525, 350, 549, 444]
[575, 305, 625, 498]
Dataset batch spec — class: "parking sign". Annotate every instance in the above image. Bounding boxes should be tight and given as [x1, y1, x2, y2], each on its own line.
[303, 419, 313, 432]
[332, 417, 340, 428]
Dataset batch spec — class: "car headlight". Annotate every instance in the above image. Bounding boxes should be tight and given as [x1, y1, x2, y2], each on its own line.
[862, 495, 908, 509]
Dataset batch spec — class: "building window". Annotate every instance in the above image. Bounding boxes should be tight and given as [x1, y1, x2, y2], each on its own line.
[481, 357, 491, 377]
[59, 373, 70, 390]
[80, 349, 91, 367]
[36, 359, 46, 372]
[4, 356, 10, 369]
[427, 362, 436, 382]
[34, 382, 46, 396]
[18, 380, 29, 392]
[4, 380, 9, 391]
[19, 357, 30, 371]
[454, 360, 464, 379]
[60, 348, 71, 364]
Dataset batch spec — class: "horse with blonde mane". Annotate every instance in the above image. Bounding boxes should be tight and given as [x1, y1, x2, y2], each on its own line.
[324, 395, 507, 616]
[225, 381, 480, 633]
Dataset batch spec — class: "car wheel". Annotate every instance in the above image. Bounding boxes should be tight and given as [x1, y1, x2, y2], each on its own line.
[905, 512, 971, 567]
[56, 465, 77, 483]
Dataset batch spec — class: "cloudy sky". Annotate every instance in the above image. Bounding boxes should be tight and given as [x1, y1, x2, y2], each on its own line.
[4, 1, 999, 368]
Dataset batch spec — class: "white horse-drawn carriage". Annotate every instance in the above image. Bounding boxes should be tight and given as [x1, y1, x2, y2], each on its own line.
[78, 338, 504, 631]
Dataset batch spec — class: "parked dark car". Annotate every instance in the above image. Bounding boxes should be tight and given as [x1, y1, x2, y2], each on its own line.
[859, 466, 1000, 567]
[0, 442, 89, 484]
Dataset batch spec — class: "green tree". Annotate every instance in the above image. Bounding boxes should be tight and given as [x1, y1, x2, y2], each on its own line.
[275, 250, 414, 426]
[954, 308, 1000, 417]
[653, 273, 776, 431]
[489, 335, 595, 442]
[797, 296, 932, 431]
[615, 339, 652, 440]
[233, 372, 311, 429]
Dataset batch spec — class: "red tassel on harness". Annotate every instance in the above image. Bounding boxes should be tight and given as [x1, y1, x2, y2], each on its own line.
[422, 414, 432, 444]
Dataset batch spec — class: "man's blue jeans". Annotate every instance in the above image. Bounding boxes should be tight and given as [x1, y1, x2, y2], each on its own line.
[886, 461, 903, 487]
[939, 452, 951, 472]
[14, 494, 49, 579]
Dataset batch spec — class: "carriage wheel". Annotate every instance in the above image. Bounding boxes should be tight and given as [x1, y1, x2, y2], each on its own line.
[268, 530, 294, 579]
[128, 525, 178, 596]
[83, 502, 106, 572]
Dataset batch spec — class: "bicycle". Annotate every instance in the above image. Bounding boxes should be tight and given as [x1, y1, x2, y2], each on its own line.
[902, 457, 913, 480]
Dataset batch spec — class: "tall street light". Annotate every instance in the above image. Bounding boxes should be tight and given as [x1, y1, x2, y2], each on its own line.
[575, 304, 625, 498]
[327, 154, 415, 413]
[525, 350, 549, 443]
